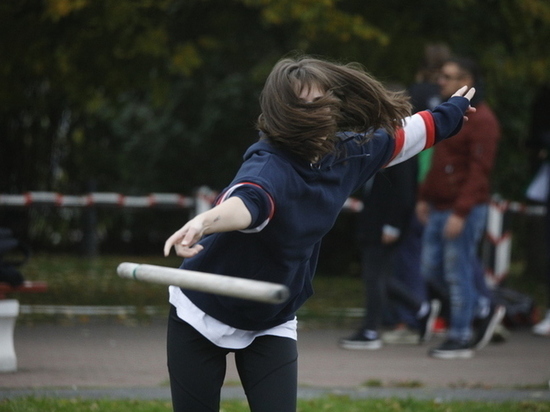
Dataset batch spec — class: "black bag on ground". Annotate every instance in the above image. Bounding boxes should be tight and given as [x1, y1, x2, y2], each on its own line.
[492, 286, 537, 327]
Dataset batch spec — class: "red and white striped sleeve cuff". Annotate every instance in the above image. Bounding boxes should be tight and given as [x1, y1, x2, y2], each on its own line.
[385, 111, 435, 167]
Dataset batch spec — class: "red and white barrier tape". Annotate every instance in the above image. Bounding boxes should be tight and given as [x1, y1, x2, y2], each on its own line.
[0, 191, 545, 217]
[482, 197, 548, 287]
[0, 192, 195, 208]
[488, 198, 546, 217]
[2, 191, 545, 288]
[0, 190, 364, 212]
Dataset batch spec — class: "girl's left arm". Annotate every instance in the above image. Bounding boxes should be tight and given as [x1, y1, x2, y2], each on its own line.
[385, 86, 475, 167]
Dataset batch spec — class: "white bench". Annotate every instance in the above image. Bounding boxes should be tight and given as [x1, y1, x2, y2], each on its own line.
[0, 281, 48, 372]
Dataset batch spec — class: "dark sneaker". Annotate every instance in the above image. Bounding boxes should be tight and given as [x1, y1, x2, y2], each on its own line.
[472, 305, 506, 350]
[429, 339, 474, 359]
[339, 330, 382, 350]
[418, 300, 441, 344]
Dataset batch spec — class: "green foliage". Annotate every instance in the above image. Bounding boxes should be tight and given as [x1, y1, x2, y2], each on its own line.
[1, 0, 550, 200]
[242, 0, 389, 45]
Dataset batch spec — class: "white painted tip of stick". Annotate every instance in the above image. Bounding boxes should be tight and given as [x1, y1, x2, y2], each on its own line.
[117, 262, 290, 304]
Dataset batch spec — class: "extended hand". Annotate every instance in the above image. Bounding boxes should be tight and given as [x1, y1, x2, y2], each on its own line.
[416, 201, 430, 225]
[452, 85, 476, 101]
[452, 85, 477, 122]
[381, 232, 399, 245]
[163, 219, 205, 258]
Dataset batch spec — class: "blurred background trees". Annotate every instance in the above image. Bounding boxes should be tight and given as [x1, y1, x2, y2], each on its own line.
[1, 0, 550, 261]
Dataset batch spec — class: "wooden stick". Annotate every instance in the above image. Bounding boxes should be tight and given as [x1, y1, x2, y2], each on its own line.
[117, 262, 289, 304]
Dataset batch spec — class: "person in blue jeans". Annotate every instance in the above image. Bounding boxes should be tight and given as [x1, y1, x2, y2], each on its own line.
[417, 57, 505, 359]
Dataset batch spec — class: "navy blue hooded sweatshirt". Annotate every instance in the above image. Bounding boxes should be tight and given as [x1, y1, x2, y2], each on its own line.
[181, 96, 469, 330]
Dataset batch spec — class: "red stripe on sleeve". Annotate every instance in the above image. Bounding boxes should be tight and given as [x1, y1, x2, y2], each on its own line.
[386, 128, 405, 164]
[217, 182, 275, 219]
[418, 111, 436, 149]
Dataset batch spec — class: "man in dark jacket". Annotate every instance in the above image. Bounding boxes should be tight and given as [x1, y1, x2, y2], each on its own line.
[340, 156, 440, 349]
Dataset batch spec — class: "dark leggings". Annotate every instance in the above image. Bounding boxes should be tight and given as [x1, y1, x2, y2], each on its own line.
[167, 306, 298, 412]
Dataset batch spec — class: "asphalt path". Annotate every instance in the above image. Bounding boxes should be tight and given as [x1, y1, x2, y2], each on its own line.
[0, 318, 549, 402]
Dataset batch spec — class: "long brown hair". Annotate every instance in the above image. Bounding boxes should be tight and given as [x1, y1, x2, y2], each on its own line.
[257, 56, 412, 162]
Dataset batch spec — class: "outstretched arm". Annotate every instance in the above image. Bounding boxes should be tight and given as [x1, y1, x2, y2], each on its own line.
[164, 196, 252, 258]
[386, 86, 476, 168]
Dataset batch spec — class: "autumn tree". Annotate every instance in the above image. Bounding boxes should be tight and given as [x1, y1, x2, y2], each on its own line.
[1, 0, 549, 254]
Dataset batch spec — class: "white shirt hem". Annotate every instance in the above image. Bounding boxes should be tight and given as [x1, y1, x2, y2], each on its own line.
[168, 285, 297, 349]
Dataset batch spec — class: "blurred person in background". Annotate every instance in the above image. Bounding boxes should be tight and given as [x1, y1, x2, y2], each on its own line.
[527, 84, 550, 337]
[417, 57, 505, 359]
[338, 155, 440, 350]
[382, 43, 451, 345]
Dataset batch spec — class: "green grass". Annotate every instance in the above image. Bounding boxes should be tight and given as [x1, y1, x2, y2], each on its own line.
[2, 396, 550, 412]
[12, 253, 366, 325]
[9, 252, 547, 326]
[15, 254, 182, 307]
[0, 398, 172, 412]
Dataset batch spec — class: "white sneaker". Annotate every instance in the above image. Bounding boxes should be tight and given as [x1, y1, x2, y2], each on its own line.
[532, 310, 550, 336]
[382, 327, 420, 345]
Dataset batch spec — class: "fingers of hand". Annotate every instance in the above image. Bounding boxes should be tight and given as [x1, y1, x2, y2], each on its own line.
[163, 222, 205, 257]
[452, 85, 468, 97]
[464, 87, 476, 101]
[463, 106, 477, 122]
[451, 86, 476, 101]
[180, 226, 202, 247]
[174, 243, 204, 258]
[163, 227, 188, 256]
[163, 236, 179, 257]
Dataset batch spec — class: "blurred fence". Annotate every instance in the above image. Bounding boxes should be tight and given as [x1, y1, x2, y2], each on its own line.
[0, 187, 360, 276]
[0, 187, 215, 256]
[0, 189, 547, 284]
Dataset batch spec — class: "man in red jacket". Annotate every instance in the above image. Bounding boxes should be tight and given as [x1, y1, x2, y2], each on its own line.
[417, 57, 505, 359]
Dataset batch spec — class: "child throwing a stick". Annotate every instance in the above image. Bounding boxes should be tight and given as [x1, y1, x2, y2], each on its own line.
[164, 55, 476, 412]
